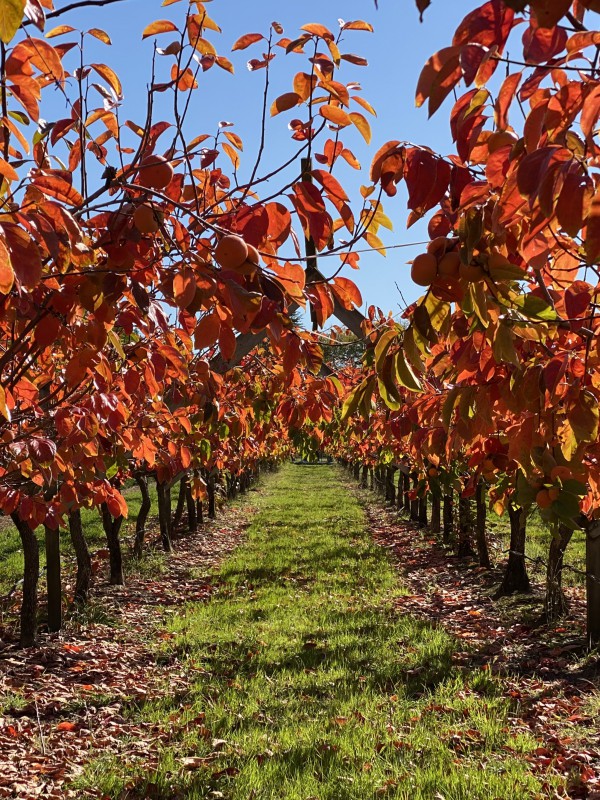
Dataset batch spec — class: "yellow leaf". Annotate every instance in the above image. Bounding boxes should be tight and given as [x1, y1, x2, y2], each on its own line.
[0, 0, 24, 44]
[349, 111, 371, 144]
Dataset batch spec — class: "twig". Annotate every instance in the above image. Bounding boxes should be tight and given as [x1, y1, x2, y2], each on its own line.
[34, 696, 46, 757]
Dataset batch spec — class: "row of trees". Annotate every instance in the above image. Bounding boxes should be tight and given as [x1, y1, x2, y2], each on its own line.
[310, 0, 600, 640]
[4, 0, 600, 650]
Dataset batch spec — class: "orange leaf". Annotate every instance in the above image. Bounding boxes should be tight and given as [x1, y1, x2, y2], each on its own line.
[90, 63, 122, 98]
[341, 20, 374, 32]
[45, 24, 75, 38]
[88, 28, 111, 44]
[231, 32, 263, 51]
[270, 92, 301, 116]
[173, 268, 196, 308]
[33, 174, 83, 206]
[0, 156, 18, 183]
[56, 721, 77, 732]
[300, 23, 334, 41]
[0, 237, 14, 294]
[349, 111, 371, 144]
[319, 105, 351, 127]
[142, 19, 178, 38]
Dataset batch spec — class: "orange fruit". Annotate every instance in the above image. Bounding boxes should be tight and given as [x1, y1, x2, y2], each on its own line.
[550, 466, 573, 483]
[459, 262, 485, 282]
[215, 234, 248, 269]
[133, 203, 162, 234]
[536, 489, 552, 509]
[437, 250, 460, 278]
[411, 252, 438, 287]
[427, 236, 449, 258]
[137, 154, 174, 190]
[428, 467, 439, 478]
[246, 244, 260, 265]
[548, 487, 560, 501]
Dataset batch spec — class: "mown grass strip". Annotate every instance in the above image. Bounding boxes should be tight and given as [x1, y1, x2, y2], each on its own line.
[79, 464, 560, 799]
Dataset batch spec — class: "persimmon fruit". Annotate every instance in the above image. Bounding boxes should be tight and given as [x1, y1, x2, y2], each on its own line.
[427, 236, 449, 258]
[137, 154, 173, 190]
[411, 252, 438, 287]
[536, 489, 552, 509]
[246, 244, 260, 265]
[550, 466, 573, 483]
[215, 234, 248, 269]
[459, 262, 485, 282]
[133, 203, 162, 234]
[438, 250, 460, 278]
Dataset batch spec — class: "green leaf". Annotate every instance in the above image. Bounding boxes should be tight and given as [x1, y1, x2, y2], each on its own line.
[511, 293, 559, 322]
[394, 349, 422, 393]
[374, 329, 397, 373]
[0, 0, 24, 44]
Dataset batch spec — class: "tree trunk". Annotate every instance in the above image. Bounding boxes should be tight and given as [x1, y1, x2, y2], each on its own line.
[495, 504, 530, 597]
[369, 467, 374, 491]
[12, 515, 39, 648]
[545, 523, 573, 622]
[69, 509, 92, 605]
[44, 524, 62, 632]
[361, 464, 368, 488]
[101, 504, 125, 586]
[186, 485, 197, 533]
[133, 475, 151, 559]
[443, 491, 453, 544]
[402, 471, 410, 512]
[386, 466, 396, 504]
[353, 462, 360, 481]
[197, 499, 204, 526]
[457, 495, 476, 558]
[417, 487, 427, 527]
[156, 481, 173, 553]
[586, 519, 600, 644]
[172, 477, 187, 531]
[410, 473, 419, 522]
[430, 489, 441, 533]
[207, 473, 216, 519]
[475, 481, 491, 569]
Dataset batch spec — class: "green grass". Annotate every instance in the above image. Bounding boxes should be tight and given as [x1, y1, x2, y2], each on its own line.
[0, 480, 178, 598]
[77, 464, 562, 799]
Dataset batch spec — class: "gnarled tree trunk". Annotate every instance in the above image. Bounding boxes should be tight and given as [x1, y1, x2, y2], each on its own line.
[495, 504, 530, 597]
[443, 490, 454, 544]
[545, 523, 573, 621]
[156, 481, 173, 553]
[101, 503, 125, 586]
[430, 488, 441, 533]
[475, 480, 491, 569]
[12, 514, 39, 648]
[44, 524, 62, 632]
[133, 475, 151, 559]
[457, 495, 475, 558]
[172, 477, 187, 531]
[69, 509, 91, 605]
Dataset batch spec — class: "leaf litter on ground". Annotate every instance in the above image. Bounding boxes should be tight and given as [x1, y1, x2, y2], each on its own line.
[0, 496, 257, 799]
[355, 482, 600, 800]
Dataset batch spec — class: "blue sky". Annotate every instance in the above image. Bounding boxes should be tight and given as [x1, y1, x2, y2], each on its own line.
[46, 0, 476, 320]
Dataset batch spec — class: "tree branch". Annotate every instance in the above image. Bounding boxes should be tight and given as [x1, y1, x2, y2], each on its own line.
[23, 0, 129, 26]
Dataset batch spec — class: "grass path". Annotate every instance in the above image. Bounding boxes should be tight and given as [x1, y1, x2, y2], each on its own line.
[82, 464, 559, 799]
